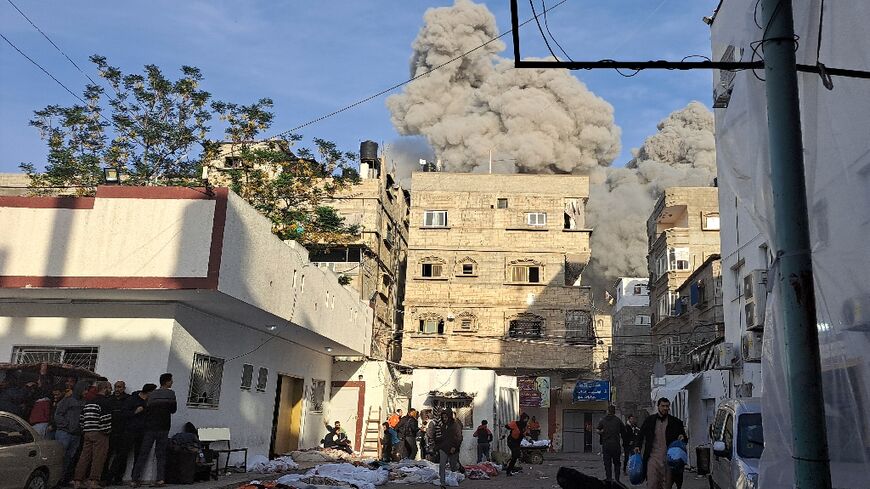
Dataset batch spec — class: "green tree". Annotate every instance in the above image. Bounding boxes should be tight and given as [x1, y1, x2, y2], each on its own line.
[21, 56, 212, 193]
[210, 100, 361, 244]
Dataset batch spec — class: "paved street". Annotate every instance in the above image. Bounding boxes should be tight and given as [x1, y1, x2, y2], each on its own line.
[162, 453, 710, 489]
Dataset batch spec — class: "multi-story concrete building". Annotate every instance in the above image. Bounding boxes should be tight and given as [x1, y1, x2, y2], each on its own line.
[205, 141, 410, 361]
[402, 172, 600, 454]
[610, 277, 655, 417]
[647, 186, 721, 373]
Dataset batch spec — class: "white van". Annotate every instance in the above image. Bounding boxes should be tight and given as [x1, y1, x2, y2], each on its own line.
[708, 398, 764, 489]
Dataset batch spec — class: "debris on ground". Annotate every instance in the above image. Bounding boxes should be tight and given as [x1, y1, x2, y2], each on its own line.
[247, 455, 299, 473]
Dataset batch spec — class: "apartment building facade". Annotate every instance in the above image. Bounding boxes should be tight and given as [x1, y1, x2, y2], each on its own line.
[610, 277, 655, 417]
[646, 187, 721, 373]
[401, 172, 602, 453]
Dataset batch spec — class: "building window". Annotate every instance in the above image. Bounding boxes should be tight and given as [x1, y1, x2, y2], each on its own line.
[703, 213, 721, 230]
[421, 262, 443, 278]
[525, 212, 547, 226]
[508, 314, 544, 339]
[432, 397, 474, 429]
[240, 364, 254, 390]
[633, 283, 649, 295]
[497, 198, 508, 209]
[188, 353, 225, 408]
[565, 310, 593, 342]
[669, 248, 691, 271]
[657, 292, 676, 319]
[509, 261, 542, 284]
[11, 346, 99, 372]
[635, 315, 651, 326]
[256, 367, 268, 392]
[419, 316, 445, 335]
[455, 313, 476, 332]
[309, 380, 326, 413]
[456, 257, 477, 276]
[423, 210, 448, 228]
[223, 156, 241, 169]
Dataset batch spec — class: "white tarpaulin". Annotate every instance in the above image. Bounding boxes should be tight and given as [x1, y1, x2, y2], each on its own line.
[712, 1, 870, 487]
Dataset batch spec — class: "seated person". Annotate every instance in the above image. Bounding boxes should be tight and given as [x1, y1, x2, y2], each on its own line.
[381, 422, 401, 462]
[323, 420, 354, 454]
[526, 416, 542, 441]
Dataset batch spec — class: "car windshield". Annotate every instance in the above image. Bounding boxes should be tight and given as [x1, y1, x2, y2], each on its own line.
[737, 413, 764, 458]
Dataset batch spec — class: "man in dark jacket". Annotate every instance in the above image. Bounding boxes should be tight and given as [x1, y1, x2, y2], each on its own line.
[597, 405, 625, 482]
[622, 414, 640, 473]
[396, 408, 420, 460]
[432, 408, 463, 488]
[121, 384, 155, 483]
[131, 373, 176, 487]
[103, 380, 131, 485]
[634, 398, 687, 489]
[73, 381, 113, 488]
[55, 379, 90, 486]
[505, 413, 529, 477]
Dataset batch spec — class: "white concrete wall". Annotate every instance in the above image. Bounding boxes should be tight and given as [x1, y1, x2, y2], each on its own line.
[219, 192, 372, 355]
[0, 198, 214, 277]
[168, 304, 334, 460]
[717, 181, 765, 396]
[0, 303, 175, 387]
[614, 277, 650, 311]
[686, 370, 729, 465]
[411, 368, 505, 465]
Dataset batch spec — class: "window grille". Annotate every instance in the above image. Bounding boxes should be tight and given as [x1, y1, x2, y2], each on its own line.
[460, 319, 473, 330]
[310, 380, 326, 413]
[525, 212, 547, 226]
[565, 310, 593, 342]
[433, 398, 474, 429]
[256, 367, 268, 392]
[509, 317, 543, 339]
[11, 346, 99, 372]
[240, 364, 254, 390]
[423, 210, 448, 227]
[187, 353, 225, 408]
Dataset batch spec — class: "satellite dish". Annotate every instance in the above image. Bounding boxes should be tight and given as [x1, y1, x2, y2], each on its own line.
[653, 362, 666, 378]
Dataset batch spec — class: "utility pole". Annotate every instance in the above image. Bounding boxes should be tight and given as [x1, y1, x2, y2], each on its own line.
[761, 0, 832, 487]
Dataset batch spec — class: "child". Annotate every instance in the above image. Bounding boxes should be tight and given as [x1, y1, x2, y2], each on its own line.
[382, 422, 401, 462]
[472, 420, 493, 463]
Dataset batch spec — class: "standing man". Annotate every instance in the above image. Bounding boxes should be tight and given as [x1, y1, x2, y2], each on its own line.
[622, 414, 640, 474]
[418, 413, 430, 461]
[596, 405, 625, 482]
[103, 380, 130, 485]
[472, 419, 493, 463]
[388, 408, 403, 429]
[120, 384, 154, 485]
[635, 398, 687, 489]
[397, 408, 420, 460]
[55, 380, 89, 486]
[504, 413, 529, 477]
[431, 408, 462, 488]
[73, 381, 113, 489]
[131, 373, 176, 487]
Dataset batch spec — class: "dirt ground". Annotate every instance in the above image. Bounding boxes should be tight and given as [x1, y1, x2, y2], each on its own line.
[162, 452, 711, 489]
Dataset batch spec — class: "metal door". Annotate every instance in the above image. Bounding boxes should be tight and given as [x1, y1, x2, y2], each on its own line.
[562, 410, 587, 452]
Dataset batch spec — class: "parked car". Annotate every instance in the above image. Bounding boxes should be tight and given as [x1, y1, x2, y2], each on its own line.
[0, 411, 63, 489]
[708, 397, 764, 489]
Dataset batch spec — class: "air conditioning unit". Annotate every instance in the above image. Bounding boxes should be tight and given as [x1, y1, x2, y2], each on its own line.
[744, 269, 768, 331]
[715, 342, 737, 370]
[741, 331, 763, 362]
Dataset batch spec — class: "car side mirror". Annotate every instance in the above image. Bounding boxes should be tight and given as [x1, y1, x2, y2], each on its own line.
[712, 440, 730, 458]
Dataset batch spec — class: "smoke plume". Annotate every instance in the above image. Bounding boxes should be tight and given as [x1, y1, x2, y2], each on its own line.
[388, 0, 716, 287]
[386, 0, 621, 175]
[385, 136, 435, 188]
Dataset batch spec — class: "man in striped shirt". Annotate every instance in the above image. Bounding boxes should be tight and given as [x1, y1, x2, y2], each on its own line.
[73, 381, 113, 489]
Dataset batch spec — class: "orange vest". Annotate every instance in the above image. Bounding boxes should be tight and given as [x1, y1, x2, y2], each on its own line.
[388, 414, 401, 428]
[507, 421, 523, 440]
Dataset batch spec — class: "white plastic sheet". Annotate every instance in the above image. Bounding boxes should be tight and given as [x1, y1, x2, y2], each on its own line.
[712, 1, 870, 487]
[245, 455, 299, 473]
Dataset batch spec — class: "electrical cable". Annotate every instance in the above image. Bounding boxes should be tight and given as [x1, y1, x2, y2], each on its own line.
[540, 0, 573, 62]
[265, 0, 568, 140]
[5, 0, 99, 86]
[0, 32, 89, 105]
[528, 0, 560, 60]
[815, 0, 833, 90]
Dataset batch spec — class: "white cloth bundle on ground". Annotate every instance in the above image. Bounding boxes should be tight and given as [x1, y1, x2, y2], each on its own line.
[246, 455, 299, 473]
[520, 439, 550, 447]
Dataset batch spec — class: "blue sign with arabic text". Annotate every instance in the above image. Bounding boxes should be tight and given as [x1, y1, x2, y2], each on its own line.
[573, 380, 610, 402]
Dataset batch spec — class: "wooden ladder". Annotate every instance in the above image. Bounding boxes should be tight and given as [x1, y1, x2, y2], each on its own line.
[360, 406, 382, 457]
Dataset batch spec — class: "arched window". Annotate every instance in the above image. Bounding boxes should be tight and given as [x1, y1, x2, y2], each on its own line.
[456, 256, 478, 276]
[419, 256, 446, 278]
[508, 313, 544, 339]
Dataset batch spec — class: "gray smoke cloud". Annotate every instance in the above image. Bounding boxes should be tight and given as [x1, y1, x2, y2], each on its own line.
[388, 0, 715, 287]
[386, 0, 621, 175]
[587, 101, 717, 283]
[385, 136, 435, 188]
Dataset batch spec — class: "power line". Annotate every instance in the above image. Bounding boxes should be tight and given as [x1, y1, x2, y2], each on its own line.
[4, 0, 99, 86]
[0, 32, 88, 105]
[266, 0, 568, 140]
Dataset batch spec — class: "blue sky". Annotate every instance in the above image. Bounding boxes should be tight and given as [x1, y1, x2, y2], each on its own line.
[0, 0, 717, 173]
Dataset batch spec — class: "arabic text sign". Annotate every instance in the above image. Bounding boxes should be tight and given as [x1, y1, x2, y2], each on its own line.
[573, 380, 610, 402]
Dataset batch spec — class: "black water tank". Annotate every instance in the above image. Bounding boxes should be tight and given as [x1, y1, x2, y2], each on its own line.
[360, 140, 378, 162]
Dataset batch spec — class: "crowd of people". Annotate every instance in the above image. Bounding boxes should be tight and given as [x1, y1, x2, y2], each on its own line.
[0, 365, 179, 488]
